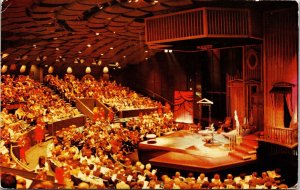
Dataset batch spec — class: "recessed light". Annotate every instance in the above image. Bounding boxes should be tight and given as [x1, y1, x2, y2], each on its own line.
[87, 44, 91, 47]
[164, 49, 168, 53]
[101, 53, 104, 56]
[96, 33, 100, 36]
[123, 56, 126, 58]
[54, 37, 58, 40]
[145, 50, 148, 53]
[110, 47, 114, 50]
[113, 31, 116, 34]
[33, 44, 37, 48]
[56, 48, 59, 51]
[168, 49, 172, 53]
[78, 51, 82, 54]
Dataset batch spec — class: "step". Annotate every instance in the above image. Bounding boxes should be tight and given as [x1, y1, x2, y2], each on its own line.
[234, 145, 257, 155]
[240, 140, 258, 149]
[228, 150, 251, 160]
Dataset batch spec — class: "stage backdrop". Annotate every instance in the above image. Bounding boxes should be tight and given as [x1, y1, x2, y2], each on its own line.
[174, 91, 194, 123]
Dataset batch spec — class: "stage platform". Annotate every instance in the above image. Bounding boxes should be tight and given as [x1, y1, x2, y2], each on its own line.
[138, 130, 257, 173]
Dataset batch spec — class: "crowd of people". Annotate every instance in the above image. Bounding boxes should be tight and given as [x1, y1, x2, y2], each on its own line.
[44, 74, 160, 111]
[0, 74, 293, 189]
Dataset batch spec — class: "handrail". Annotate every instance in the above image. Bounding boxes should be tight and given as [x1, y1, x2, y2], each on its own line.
[10, 145, 33, 172]
[131, 86, 174, 106]
[263, 126, 298, 146]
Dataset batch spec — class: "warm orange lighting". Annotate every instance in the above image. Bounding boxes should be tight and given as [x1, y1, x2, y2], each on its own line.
[85, 66, 91, 74]
[20, 65, 26, 73]
[103, 66, 109, 74]
[67, 66, 72, 74]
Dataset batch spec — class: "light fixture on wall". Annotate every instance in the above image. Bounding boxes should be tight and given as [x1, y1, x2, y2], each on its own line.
[86, 66, 91, 74]
[2, 53, 9, 59]
[67, 66, 72, 74]
[48, 66, 54, 74]
[20, 65, 26, 73]
[103, 66, 109, 74]
[1, 65, 8, 73]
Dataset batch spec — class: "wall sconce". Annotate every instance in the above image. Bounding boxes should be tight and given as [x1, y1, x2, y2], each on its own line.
[48, 66, 54, 74]
[20, 65, 26, 73]
[67, 66, 72, 74]
[103, 66, 109, 74]
[85, 66, 91, 74]
[1, 65, 8, 73]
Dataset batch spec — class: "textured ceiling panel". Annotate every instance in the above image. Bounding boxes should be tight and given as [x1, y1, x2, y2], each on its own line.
[2, 0, 283, 67]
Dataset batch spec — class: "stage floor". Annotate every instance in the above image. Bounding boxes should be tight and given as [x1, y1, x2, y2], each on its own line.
[138, 130, 257, 173]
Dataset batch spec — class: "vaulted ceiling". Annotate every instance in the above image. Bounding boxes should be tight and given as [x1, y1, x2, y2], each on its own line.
[1, 0, 296, 69]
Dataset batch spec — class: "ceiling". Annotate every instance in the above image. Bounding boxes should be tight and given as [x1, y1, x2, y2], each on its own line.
[1, 0, 297, 68]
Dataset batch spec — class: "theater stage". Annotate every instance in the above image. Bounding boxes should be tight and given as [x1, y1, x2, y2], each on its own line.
[138, 130, 257, 173]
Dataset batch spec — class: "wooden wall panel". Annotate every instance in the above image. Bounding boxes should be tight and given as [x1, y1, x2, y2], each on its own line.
[264, 9, 298, 128]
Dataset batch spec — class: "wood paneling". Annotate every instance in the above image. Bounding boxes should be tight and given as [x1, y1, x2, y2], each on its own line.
[264, 9, 298, 128]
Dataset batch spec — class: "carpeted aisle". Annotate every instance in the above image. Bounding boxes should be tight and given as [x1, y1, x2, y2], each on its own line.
[25, 140, 54, 176]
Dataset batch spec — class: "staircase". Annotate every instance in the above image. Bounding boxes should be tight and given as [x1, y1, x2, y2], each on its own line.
[228, 138, 258, 160]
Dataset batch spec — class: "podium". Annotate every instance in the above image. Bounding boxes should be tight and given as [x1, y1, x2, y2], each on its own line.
[197, 98, 214, 126]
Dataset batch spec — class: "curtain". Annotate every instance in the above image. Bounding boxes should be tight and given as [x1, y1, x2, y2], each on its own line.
[174, 91, 193, 123]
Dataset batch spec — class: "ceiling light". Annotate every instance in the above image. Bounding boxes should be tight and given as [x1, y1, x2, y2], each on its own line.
[145, 50, 148, 53]
[53, 37, 58, 40]
[36, 56, 41, 61]
[135, 0, 138, 2]
[164, 49, 168, 53]
[33, 44, 37, 48]
[59, 56, 62, 58]
[78, 51, 82, 54]
[96, 33, 100, 36]
[115, 62, 119, 66]
[56, 48, 59, 51]
[153, 0, 158, 4]
[98, 60, 102, 65]
[22, 55, 28, 60]
[110, 47, 114, 50]
[62, 58, 66, 62]
[87, 44, 91, 47]
[74, 59, 79, 64]
[145, 57, 148, 60]
[45, 65, 48, 67]
[80, 59, 85, 64]
[100, 6, 103, 9]
[101, 53, 104, 56]
[56, 59, 60, 62]
[128, 0, 132, 3]
[168, 49, 173, 53]
[42, 56, 47, 61]
[113, 31, 116, 34]
[123, 56, 126, 58]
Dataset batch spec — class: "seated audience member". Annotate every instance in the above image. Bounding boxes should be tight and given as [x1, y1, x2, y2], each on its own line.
[1, 173, 17, 188]
[197, 173, 208, 184]
[211, 173, 222, 186]
[35, 156, 50, 173]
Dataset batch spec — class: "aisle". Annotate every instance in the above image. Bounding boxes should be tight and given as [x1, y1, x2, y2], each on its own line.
[25, 140, 54, 176]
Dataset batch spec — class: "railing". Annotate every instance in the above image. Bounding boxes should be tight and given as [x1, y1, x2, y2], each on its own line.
[263, 126, 298, 146]
[229, 135, 237, 151]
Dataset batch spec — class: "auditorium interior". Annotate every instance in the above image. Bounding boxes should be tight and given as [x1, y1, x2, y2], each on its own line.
[0, 0, 299, 189]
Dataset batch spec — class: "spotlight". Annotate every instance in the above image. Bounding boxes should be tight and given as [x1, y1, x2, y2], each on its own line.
[168, 49, 173, 53]
[164, 49, 168, 53]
